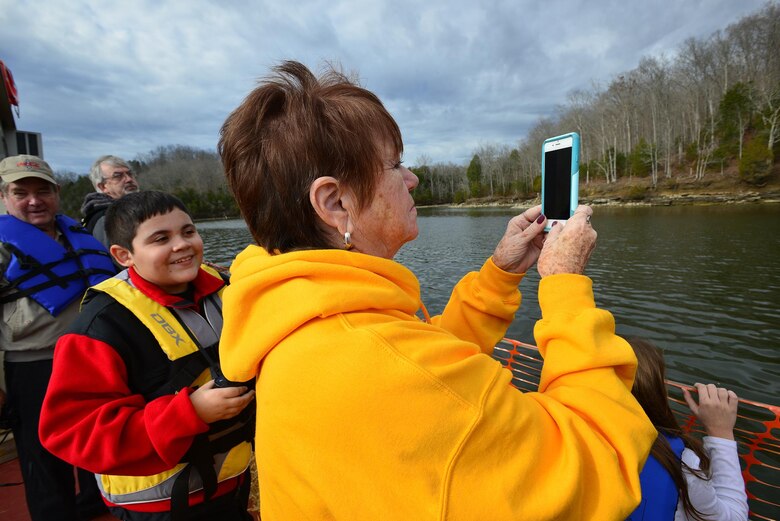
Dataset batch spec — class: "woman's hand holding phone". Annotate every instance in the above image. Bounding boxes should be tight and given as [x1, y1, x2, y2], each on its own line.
[537, 206, 596, 277]
[492, 205, 547, 274]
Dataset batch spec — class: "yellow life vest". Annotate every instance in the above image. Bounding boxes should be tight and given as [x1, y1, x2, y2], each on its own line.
[88, 266, 253, 507]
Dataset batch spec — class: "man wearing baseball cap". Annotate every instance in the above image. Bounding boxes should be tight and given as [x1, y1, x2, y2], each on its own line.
[0, 155, 117, 520]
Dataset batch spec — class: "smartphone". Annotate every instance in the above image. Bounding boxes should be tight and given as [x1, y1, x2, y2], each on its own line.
[212, 366, 255, 390]
[541, 132, 580, 231]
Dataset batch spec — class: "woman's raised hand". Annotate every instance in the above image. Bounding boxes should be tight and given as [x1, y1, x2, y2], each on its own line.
[492, 205, 548, 274]
[536, 205, 596, 277]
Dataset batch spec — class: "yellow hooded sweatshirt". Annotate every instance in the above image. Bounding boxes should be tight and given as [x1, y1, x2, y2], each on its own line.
[219, 246, 654, 521]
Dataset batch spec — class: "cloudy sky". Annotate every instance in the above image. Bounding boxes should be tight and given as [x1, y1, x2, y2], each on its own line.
[0, 0, 772, 173]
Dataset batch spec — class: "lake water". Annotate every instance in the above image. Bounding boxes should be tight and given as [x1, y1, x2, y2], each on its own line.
[198, 204, 780, 406]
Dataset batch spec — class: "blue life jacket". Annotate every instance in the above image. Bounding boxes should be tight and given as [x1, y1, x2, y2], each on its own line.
[627, 433, 685, 521]
[0, 214, 116, 316]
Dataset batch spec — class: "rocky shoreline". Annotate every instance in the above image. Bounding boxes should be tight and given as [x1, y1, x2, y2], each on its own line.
[444, 189, 780, 209]
[584, 189, 780, 207]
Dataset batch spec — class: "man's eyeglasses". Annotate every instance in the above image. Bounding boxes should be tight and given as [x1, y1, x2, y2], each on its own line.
[102, 170, 136, 182]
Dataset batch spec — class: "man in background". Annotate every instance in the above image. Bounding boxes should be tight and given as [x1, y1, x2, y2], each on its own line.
[0, 155, 116, 520]
[81, 155, 139, 247]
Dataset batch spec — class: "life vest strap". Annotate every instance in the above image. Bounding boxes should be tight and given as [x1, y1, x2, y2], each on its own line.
[1, 242, 113, 289]
[144, 347, 215, 401]
[200, 407, 255, 456]
[66, 223, 94, 235]
[2, 242, 69, 289]
[170, 412, 254, 519]
[170, 433, 218, 521]
[0, 266, 117, 304]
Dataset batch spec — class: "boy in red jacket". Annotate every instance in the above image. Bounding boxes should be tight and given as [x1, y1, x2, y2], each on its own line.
[40, 191, 255, 521]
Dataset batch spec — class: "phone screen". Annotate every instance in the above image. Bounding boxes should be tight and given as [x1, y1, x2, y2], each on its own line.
[543, 146, 573, 220]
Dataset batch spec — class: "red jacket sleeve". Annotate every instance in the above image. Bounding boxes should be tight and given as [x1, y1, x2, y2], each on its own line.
[39, 333, 210, 476]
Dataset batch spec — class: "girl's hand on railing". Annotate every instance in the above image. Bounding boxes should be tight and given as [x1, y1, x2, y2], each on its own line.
[683, 382, 739, 440]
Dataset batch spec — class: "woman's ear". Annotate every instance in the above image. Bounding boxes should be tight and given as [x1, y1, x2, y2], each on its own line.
[310, 176, 351, 233]
[109, 244, 134, 268]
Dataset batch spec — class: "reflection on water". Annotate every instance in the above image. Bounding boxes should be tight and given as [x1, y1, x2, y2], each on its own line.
[198, 204, 780, 405]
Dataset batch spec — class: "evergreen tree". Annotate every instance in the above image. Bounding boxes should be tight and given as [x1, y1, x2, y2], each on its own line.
[717, 82, 753, 159]
[466, 154, 482, 198]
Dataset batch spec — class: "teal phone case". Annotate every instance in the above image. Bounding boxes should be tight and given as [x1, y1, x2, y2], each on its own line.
[541, 132, 580, 231]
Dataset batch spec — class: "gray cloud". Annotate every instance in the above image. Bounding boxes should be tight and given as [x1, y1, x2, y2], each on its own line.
[0, 0, 771, 172]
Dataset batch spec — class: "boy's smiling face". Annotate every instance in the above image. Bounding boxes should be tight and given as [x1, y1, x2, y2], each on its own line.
[111, 208, 204, 294]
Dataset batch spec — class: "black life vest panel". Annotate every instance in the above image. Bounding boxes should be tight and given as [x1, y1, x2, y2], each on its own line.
[85, 268, 254, 513]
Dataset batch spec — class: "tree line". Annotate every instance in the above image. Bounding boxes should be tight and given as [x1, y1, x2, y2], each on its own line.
[56, 3, 780, 216]
[56, 145, 239, 220]
[415, 2, 780, 203]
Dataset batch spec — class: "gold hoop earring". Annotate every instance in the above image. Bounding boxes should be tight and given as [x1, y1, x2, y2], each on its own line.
[344, 231, 354, 250]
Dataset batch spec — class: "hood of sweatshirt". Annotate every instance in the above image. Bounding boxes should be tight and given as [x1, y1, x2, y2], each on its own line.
[219, 245, 422, 382]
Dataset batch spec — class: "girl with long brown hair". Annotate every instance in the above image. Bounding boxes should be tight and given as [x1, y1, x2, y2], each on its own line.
[627, 337, 748, 521]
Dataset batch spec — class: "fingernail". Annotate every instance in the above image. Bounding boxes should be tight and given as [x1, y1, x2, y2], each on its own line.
[536, 214, 545, 224]
[551, 222, 558, 227]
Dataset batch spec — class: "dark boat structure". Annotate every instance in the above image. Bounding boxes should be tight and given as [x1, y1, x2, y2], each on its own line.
[0, 59, 42, 161]
[1, 58, 44, 218]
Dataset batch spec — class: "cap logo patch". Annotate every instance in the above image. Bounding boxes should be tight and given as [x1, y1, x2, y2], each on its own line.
[16, 160, 42, 170]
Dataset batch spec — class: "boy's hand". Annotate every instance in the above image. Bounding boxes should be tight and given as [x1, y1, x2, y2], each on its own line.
[190, 380, 255, 424]
[682, 382, 738, 440]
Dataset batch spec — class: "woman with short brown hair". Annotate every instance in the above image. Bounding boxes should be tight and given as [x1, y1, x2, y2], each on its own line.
[217, 60, 655, 520]
[220, 61, 403, 253]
